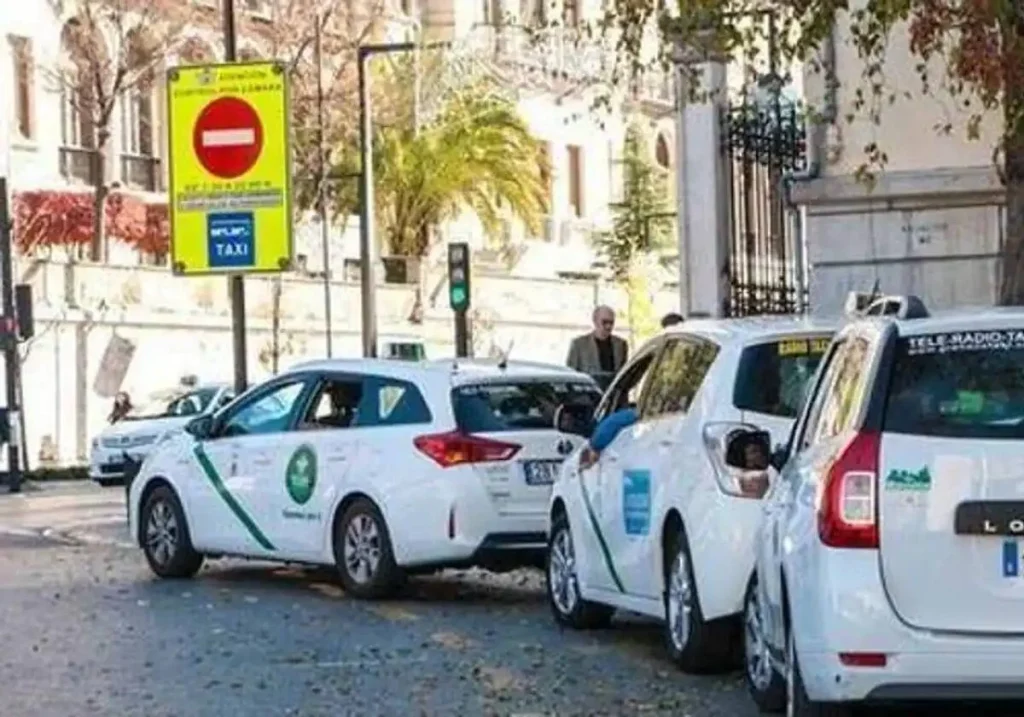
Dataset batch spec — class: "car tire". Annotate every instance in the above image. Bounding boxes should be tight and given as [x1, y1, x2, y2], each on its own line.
[140, 485, 203, 579]
[663, 525, 736, 673]
[743, 575, 785, 713]
[786, 626, 853, 717]
[546, 512, 614, 629]
[333, 498, 403, 599]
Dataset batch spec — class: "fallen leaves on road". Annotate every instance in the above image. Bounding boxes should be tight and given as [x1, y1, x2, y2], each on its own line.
[430, 631, 476, 650]
[308, 582, 345, 599]
[473, 664, 525, 695]
[367, 604, 418, 622]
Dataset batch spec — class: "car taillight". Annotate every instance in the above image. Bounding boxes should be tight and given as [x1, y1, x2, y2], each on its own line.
[413, 431, 521, 468]
[818, 431, 880, 549]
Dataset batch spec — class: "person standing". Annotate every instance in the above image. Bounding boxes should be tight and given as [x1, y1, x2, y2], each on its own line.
[566, 305, 628, 390]
[108, 392, 133, 424]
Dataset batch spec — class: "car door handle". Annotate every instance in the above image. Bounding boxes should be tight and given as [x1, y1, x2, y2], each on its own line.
[658, 439, 673, 447]
[252, 457, 272, 467]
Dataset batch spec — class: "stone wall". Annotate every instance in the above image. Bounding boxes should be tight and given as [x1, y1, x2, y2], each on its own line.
[13, 257, 677, 465]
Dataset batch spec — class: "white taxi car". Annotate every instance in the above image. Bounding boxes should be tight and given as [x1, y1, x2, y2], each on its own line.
[127, 358, 601, 598]
[545, 317, 836, 673]
[744, 296, 1024, 716]
[90, 384, 234, 486]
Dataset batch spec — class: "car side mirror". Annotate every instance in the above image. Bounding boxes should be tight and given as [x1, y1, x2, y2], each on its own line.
[185, 415, 214, 439]
[770, 444, 788, 472]
[702, 422, 773, 499]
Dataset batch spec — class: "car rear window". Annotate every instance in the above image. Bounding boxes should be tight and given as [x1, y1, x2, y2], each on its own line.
[733, 335, 832, 418]
[452, 380, 603, 432]
[884, 330, 1024, 439]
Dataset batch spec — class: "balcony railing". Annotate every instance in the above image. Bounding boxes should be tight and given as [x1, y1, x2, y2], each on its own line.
[58, 146, 98, 185]
[464, 24, 675, 107]
[120, 154, 162, 192]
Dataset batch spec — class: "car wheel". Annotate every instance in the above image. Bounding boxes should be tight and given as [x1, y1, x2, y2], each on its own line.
[140, 485, 203, 579]
[786, 625, 853, 717]
[546, 512, 614, 629]
[663, 525, 736, 673]
[333, 498, 403, 599]
[744, 575, 785, 713]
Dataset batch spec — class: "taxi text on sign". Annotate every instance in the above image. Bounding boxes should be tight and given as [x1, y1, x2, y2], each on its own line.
[166, 61, 293, 275]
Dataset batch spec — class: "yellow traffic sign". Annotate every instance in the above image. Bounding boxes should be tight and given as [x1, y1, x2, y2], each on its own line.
[166, 61, 293, 275]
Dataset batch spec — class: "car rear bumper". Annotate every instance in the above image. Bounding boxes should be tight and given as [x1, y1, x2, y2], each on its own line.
[794, 548, 1024, 702]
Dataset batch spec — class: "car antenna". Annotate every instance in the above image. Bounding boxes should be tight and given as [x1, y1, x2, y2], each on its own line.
[497, 340, 514, 370]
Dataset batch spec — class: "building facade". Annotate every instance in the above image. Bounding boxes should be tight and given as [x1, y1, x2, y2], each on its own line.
[791, 5, 1003, 314]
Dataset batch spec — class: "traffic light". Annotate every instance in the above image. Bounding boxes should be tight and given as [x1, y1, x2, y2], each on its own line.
[447, 242, 471, 312]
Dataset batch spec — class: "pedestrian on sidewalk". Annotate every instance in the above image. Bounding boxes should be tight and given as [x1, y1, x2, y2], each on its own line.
[566, 305, 628, 391]
[661, 312, 684, 328]
[108, 392, 133, 424]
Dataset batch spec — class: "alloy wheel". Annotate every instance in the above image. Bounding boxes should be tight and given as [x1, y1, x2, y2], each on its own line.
[548, 526, 580, 616]
[343, 513, 382, 584]
[667, 550, 692, 652]
[145, 500, 179, 567]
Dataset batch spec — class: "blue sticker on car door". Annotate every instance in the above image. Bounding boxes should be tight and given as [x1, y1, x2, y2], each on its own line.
[623, 469, 651, 536]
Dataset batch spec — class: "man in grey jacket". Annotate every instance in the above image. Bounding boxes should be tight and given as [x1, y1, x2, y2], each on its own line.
[566, 305, 628, 390]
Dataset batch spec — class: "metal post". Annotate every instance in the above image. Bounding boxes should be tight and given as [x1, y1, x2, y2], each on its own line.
[315, 12, 333, 357]
[223, 0, 247, 393]
[0, 177, 21, 493]
[454, 311, 469, 357]
[357, 48, 378, 358]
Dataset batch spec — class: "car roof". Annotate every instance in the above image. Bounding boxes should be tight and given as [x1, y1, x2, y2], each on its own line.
[284, 357, 595, 386]
[664, 315, 839, 345]
[854, 306, 1024, 337]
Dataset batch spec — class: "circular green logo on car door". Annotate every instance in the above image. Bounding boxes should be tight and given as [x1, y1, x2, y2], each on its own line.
[285, 444, 317, 505]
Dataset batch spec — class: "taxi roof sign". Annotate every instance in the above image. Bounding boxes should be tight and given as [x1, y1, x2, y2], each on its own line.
[166, 61, 293, 276]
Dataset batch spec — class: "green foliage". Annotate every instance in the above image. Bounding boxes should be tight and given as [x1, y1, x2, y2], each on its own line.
[594, 124, 672, 281]
[372, 87, 549, 257]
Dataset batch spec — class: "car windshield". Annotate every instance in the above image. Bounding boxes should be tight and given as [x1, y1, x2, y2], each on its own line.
[453, 380, 602, 432]
[733, 335, 832, 418]
[128, 388, 221, 420]
[884, 330, 1024, 439]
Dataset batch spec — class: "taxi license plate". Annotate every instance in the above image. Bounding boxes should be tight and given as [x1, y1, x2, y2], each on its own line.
[523, 460, 562, 486]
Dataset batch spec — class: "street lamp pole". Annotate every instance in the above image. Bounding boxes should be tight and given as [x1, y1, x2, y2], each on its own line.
[356, 41, 449, 358]
[314, 11, 333, 357]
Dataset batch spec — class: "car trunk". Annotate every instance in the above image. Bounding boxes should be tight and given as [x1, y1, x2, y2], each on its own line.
[877, 330, 1024, 634]
[451, 377, 599, 518]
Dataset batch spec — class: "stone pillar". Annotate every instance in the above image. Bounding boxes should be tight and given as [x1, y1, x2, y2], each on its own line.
[675, 55, 730, 317]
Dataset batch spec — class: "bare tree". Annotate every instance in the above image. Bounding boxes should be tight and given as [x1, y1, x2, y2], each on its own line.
[49, 0, 197, 261]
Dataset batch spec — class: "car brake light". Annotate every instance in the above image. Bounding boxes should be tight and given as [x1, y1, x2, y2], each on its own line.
[818, 431, 880, 549]
[839, 652, 887, 667]
[413, 431, 521, 468]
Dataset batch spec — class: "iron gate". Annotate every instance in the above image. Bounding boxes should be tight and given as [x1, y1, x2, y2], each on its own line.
[722, 100, 808, 316]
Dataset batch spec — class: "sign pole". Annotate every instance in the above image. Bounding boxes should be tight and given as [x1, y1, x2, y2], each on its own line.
[0, 177, 21, 493]
[357, 47, 378, 359]
[222, 0, 248, 394]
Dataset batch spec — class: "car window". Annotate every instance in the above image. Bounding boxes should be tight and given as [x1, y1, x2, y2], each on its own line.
[640, 336, 720, 420]
[733, 335, 832, 418]
[167, 388, 218, 417]
[453, 380, 602, 432]
[363, 378, 432, 426]
[220, 380, 306, 437]
[799, 337, 871, 449]
[298, 378, 365, 430]
[884, 330, 1024, 439]
[594, 342, 660, 422]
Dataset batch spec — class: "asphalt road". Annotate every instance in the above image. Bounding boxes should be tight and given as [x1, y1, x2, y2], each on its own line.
[0, 482, 1020, 717]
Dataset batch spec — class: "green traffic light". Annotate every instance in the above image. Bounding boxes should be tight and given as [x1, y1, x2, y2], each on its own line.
[450, 286, 467, 307]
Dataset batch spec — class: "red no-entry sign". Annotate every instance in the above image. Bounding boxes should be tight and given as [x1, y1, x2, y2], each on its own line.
[192, 96, 264, 179]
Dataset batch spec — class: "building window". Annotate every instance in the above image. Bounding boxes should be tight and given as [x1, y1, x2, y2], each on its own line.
[120, 32, 159, 191]
[567, 144, 583, 217]
[655, 133, 670, 169]
[9, 36, 33, 140]
[563, 0, 579, 27]
[522, 0, 546, 27]
[59, 22, 98, 184]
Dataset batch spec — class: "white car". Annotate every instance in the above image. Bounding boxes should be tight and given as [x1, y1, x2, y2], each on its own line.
[90, 384, 234, 486]
[744, 296, 1024, 716]
[545, 317, 836, 672]
[126, 358, 601, 598]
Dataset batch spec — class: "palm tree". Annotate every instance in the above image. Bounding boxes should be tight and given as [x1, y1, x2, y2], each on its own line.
[372, 87, 549, 258]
